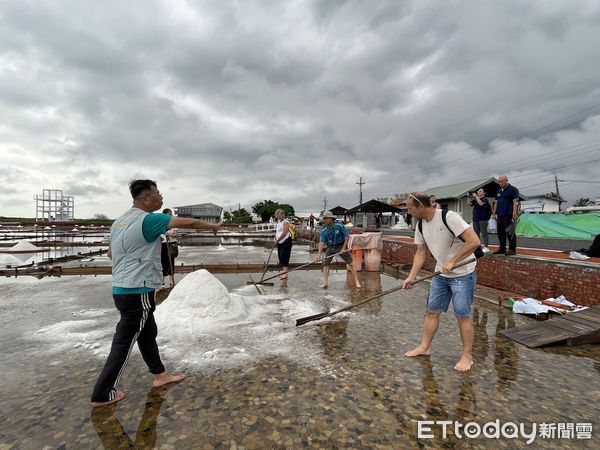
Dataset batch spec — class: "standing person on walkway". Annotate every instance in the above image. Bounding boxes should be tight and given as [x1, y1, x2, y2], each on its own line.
[468, 188, 491, 252]
[375, 212, 381, 229]
[492, 175, 520, 255]
[429, 195, 442, 209]
[274, 208, 293, 280]
[317, 211, 361, 289]
[403, 192, 480, 372]
[91, 179, 220, 408]
[309, 213, 315, 229]
[160, 208, 178, 287]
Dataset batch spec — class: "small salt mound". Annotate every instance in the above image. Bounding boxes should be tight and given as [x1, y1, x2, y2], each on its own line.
[215, 244, 226, 251]
[10, 241, 42, 252]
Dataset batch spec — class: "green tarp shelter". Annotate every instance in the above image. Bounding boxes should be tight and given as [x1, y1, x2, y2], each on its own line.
[516, 213, 600, 239]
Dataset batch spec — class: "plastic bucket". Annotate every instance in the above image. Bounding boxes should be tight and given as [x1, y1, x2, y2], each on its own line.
[350, 248, 363, 272]
[364, 248, 381, 272]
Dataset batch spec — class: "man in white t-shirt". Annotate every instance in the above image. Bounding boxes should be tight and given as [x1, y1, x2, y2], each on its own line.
[402, 192, 481, 372]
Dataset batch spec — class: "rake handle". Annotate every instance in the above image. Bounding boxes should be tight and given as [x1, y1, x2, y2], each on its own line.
[295, 257, 477, 326]
[256, 248, 351, 284]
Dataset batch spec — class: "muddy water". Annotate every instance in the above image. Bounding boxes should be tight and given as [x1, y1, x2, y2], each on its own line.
[0, 257, 598, 449]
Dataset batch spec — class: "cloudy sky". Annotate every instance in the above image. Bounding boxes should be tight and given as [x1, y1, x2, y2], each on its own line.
[1, 0, 600, 219]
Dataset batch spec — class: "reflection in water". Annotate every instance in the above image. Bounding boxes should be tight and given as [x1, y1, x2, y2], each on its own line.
[494, 314, 519, 391]
[91, 385, 170, 449]
[347, 271, 383, 315]
[472, 308, 490, 364]
[415, 358, 477, 446]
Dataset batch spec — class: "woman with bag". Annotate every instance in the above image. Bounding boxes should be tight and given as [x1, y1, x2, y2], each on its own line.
[468, 188, 491, 253]
[274, 208, 293, 280]
[160, 208, 178, 287]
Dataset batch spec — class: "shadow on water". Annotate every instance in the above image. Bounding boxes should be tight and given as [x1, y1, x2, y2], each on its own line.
[90, 385, 172, 449]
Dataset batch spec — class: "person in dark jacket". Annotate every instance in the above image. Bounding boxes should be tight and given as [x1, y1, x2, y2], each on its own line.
[492, 175, 520, 255]
[468, 188, 491, 252]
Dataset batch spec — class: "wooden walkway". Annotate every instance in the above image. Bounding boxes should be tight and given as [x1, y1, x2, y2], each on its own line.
[0, 261, 347, 278]
[502, 306, 600, 347]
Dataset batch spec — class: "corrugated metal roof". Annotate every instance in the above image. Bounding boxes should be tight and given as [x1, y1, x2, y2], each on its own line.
[425, 177, 499, 200]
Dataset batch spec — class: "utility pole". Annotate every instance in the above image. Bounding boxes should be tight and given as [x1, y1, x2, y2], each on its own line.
[356, 177, 365, 205]
[323, 197, 327, 213]
[554, 175, 564, 199]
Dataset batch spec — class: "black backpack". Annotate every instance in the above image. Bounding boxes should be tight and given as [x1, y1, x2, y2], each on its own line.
[418, 210, 485, 259]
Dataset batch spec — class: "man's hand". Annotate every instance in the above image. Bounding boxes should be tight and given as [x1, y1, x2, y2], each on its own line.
[402, 277, 415, 289]
[316, 253, 322, 261]
[441, 260, 455, 274]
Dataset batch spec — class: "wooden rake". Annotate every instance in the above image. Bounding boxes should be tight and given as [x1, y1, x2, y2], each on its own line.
[295, 257, 477, 326]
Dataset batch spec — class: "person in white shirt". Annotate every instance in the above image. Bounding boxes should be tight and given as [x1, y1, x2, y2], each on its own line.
[403, 192, 481, 372]
[274, 208, 293, 280]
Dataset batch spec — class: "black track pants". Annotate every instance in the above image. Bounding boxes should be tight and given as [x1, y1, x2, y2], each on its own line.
[91, 292, 165, 402]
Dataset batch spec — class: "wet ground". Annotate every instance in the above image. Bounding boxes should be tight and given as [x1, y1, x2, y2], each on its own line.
[0, 245, 599, 449]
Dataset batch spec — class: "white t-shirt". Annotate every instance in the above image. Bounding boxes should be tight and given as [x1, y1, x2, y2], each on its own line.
[275, 219, 290, 243]
[414, 209, 477, 277]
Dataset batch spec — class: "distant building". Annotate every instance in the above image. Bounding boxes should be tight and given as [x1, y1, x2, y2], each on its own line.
[34, 189, 74, 221]
[520, 194, 565, 213]
[174, 203, 222, 223]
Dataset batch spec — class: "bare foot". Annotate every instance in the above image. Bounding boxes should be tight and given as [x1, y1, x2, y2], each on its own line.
[355, 282, 362, 288]
[454, 356, 473, 372]
[319, 283, 328, 289]
[153, 372, 185, 388]
[405, 346, 432, 357]
[91, 390, 128, 408]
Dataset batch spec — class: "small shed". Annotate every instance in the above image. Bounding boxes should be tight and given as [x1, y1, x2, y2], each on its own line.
[329, 206, 349, 222]
[346, 199, 403, 228]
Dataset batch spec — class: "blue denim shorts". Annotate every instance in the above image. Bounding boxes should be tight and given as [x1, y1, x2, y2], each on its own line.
[427, 272, 476, 317]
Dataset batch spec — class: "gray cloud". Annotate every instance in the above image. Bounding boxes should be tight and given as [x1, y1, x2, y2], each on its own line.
[1, 0, 599, 218]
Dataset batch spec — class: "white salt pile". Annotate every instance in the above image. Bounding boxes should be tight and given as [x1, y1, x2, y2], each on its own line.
[154, 269, 339, 368]
[215, 244, 226, 251]
[155, 270, 247, 342]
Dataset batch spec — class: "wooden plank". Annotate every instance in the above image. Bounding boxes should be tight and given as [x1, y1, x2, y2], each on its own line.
[568, 330, 600, 346]
[561, 310, 600, 325]
[502, 324, 572, 348]
[502, 322, 575, 348]
[544, 319, 596, 335]
[558, 314, 600, 328]
[503, 306, 600, 347]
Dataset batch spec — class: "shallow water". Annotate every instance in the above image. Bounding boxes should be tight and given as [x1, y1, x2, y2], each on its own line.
[0, 248, 598, 449]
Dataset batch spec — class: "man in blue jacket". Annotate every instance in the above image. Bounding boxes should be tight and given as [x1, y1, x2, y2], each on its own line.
[492, 175, 520, 255]
[91, 179, 220, 408]
[317, 211, 361, 289]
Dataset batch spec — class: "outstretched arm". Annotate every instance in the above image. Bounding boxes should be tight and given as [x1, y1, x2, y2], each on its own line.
[168, 217, 220, 235]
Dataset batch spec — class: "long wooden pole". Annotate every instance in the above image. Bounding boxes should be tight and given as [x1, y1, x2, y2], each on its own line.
[296, 257, 477, 326]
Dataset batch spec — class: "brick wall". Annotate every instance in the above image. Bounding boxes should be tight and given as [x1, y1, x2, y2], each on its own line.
[382, 240, 600, 306]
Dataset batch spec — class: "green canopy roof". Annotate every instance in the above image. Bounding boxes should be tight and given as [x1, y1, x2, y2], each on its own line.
[516, 212, 600, 239]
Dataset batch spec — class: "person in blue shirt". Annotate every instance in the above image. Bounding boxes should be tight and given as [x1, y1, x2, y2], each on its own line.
[317, 211, 361, 289]
[91, 179, 220, 408]
[492, 175, 520, 255]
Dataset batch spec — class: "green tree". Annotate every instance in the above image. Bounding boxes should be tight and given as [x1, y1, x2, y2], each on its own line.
[573, 197, 594, 207]
[93, 213, 109, 220]
[224, 208, 252, 223]
[252, 200, 295, 222]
